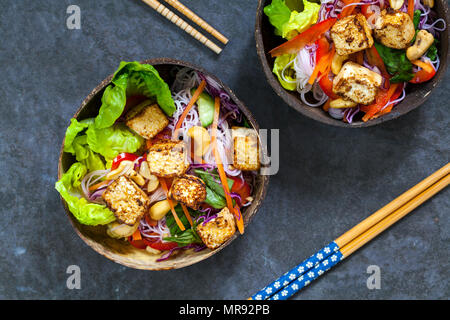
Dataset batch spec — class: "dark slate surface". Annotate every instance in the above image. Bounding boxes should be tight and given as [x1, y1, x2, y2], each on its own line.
[0, 0, 448, 300]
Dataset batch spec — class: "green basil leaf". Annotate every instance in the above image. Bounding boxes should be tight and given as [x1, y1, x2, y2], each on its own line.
[374, 42, 414, 83]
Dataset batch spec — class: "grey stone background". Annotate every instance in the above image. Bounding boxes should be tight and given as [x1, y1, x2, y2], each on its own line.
[0, 0, 448, 300]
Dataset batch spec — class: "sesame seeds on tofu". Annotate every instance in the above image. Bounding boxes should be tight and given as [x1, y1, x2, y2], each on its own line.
[332, 61, 383, 105]
[330, 14, 374, 56]
[196, 207, 236, 250]
[168, 175, 207, 210]
[125, 101, 169, 139]
[146, 140, 189, 178]
[232, 127, 260, 171]
[102, 175, 150, 226]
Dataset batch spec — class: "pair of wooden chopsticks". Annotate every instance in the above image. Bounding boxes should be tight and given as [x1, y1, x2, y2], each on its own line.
[142, 0, 228, 54]
[250, 163, 450, 300]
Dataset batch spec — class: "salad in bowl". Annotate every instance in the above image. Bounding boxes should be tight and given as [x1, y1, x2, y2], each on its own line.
[261, 0, 446, 124]
[56, 60, 267, 268]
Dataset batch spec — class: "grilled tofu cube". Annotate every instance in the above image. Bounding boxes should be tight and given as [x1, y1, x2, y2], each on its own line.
[125, 101, 169, 139]
[102, 175, 150, 225]
[196, 207, 236, 249]
[332, 61, 383, 105]
[168, 175, 207, 210]
[232, 127, 260, 171]
[146, 140, 189, 178]
[374, 10, 415, 49]
[330, 14, 374, 56]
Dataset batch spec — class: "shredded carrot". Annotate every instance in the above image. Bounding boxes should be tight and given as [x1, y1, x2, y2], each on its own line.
[322, 99, 331, 112]
[131, 229, 142, 241]
[211, 97, 244, 234]
[308, 48, 334, 85]
[159, 178, 185, 231]
[190, 150, 205, 165]
[172, 80, 207, 139]
[407, 0, 415, 19]
[181, 204, 194, 227]
[89, 180, 111, 192]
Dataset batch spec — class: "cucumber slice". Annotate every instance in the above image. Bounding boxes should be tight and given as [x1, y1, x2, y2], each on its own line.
[192, 88, 215, 127]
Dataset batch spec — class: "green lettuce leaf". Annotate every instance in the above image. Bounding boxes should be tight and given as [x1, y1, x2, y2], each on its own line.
[55, 162, 115, 226]
[72, 135, 106, 172]
[272, 54, 297, 91]
[281, 0, 320, 40]
[63, 119, 105, 172]
[63, 118, 91, 154]
[94, 61, 175, 129]
[264, 0, 292, 36]
[86, 123, 144, 162]
[264, 0, 319, 40]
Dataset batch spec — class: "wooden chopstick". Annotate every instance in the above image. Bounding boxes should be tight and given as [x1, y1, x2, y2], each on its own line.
[335, 162, 450, 247]
[340, 173, 450, 257]
[250, 163, 450, 300]
[270, 173, 450, 300]
[141, 0, 222, 54]
[163, 0, 228, 44]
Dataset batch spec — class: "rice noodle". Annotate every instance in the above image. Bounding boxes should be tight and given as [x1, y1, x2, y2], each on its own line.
[80, 169, 110, 200]
[139, 217, 170, 242]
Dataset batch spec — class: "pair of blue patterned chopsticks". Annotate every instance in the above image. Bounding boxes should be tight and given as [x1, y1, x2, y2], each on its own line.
[250, 163, 450, 300]
[250, 241, 344, 300]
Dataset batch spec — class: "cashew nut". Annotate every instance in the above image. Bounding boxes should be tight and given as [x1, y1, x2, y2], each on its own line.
[406, 30, 435, 61]
[146, 174, 160, 193]
[331, 53, 349, 75]
[423, 0, 434, 8]
[388, 0, 405, 10]
[128, 169, 146, 186]
[105, 160, 134, 180]
[187, 126, 211, 157]
[106, 221, 139, 239]
[329, 98, 357, 109]
[146, 246, 161, 255]
[139, 161, 159, 192]
[139, 161, 152, 179]
[149, 200, 173, 220]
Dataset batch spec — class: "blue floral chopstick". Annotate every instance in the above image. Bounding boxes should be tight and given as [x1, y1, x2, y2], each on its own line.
[268, 250, 344, 300]
[250, 241, 341, 300]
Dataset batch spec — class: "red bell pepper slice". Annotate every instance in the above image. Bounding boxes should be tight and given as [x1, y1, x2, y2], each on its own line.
[144, 238, 179, 251]
[319, 72, 339, 99]
[230, 176, 251, 206]
[371, 84, 404, 118]
[111, 152, 139, 171]
[361, 83, 400, 121]
[340, 0, 360, 18]
[409, 60, 436, 84]
[309, 38, 339, 99]
[308, 37, 330, 83]
[269, 18, 337, 57]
